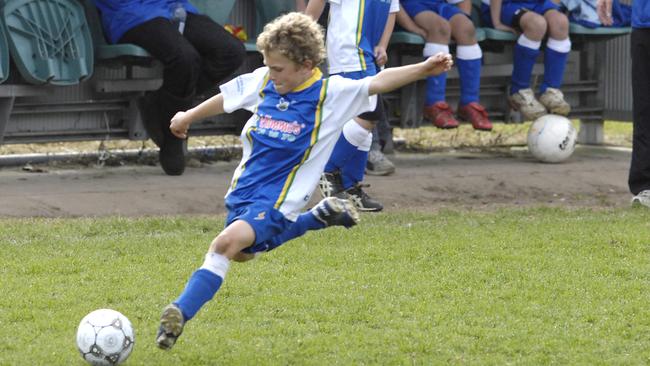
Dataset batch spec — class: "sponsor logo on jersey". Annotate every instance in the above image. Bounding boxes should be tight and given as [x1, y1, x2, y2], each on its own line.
[258, 115, 303, 135]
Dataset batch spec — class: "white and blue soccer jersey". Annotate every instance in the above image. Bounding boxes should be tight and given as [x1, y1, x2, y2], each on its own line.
[219, 67, 377, 221]
[326, 0, 400, 74]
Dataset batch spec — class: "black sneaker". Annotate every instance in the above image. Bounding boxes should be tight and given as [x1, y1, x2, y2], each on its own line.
[159, 138, 186, 176]
[156, 304, 185, 350]
[337, 184, 383, 212]
[311, 197, 359, 228]
[318, 171, 344, 197]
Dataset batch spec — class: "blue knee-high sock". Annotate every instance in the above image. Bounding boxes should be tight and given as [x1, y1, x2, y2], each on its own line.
[341, 148, 368, 189]
[423, 43, 449, 106]
[174, 269, 223, 321]
[457, 58, 481, 106]
[425, 73, 447, 106]
[260, 211, 326, 252]
[512, 37, 541, 94]
[325, 133, 358, 173]
[456, 44, 483, 106]
[540, 38, 570, 93]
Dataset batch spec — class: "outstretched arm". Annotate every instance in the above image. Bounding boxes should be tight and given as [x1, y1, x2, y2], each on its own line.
[169, 94, 225, 139]
[368, 53, 453, 95]
[305, 0, 327, 20]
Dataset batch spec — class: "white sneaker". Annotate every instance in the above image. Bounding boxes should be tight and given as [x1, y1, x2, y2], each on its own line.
[539, 87, 571, 116]
[366, 150, 395, 176]
[508, 88, 547, 121]
[631, 190, 650, 208]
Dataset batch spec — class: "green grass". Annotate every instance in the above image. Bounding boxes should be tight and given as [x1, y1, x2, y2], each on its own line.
[2, 209, 650, 365]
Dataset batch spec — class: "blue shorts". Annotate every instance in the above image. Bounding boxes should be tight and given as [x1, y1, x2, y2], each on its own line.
[401, 0, 466, 22]
[225, 201, 293, 253]
[481, 0, 560, 28]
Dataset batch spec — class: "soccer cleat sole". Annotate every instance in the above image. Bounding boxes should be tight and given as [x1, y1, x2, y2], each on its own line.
[334, 198, 360, 227]
[156, 305, 184, 350]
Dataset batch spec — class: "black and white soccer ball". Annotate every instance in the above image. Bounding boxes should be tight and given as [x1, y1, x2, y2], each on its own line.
[527, 114, 577, 163]
[76, 309, 135, 366]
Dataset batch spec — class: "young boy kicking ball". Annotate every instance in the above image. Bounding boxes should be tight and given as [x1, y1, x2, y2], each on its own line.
[156, 12, 453, 350]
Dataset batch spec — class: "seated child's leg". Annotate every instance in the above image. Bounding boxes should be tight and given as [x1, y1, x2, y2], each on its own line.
[512, 34, 541, 94]
[423, 43, 450, 105]
[456, 44, 482, 106]
[510, 10, 546, 94]
[540, 11, 571, 93]
[449, 14, 482, 106]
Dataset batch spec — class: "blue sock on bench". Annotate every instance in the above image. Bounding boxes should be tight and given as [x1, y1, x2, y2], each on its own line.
[423, 43, 449, 105]
[540, 38, 571, 93]
[512, 35, 541, 94]
[457, 44, 483, 106]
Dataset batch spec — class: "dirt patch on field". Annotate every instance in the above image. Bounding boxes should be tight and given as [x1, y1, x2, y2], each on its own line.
[0, 143, 633, 218]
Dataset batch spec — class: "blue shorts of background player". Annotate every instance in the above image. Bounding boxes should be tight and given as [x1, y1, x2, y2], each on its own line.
[480, 0, 572, 120]
[397, 0, 493, 131]
[402, 0, 465, 21]
[480, 0, 560, 28]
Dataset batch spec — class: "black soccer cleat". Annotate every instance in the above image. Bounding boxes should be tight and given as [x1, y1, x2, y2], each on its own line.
[156, 304, 185, 350]
[337, 184, 383, 212]
[318, 171, 344, 198]
[311, 197, 360, 228]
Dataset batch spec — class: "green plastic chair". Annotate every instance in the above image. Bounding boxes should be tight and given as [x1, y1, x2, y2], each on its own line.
[82, 0, 151, 62]
[244, 0, 297, 52]
[569, 23, 631, 38]
[3, 0, 94, 85]
[390, 31, 425, 46]
[0, 18, 8, 83]
[192, 0, 236, 25]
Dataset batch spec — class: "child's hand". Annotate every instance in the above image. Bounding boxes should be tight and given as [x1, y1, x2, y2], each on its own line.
[596, 0, 613, 26]
[170, 111, 191, 139]
[374, 46, 388, 67]
[494, 22, 517, 35]
[414, 27, 427, 39]
[423, 53, 453, 76]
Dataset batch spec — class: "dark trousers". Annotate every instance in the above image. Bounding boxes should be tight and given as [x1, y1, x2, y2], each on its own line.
[630, 28, 650, 194]
[120, 13, 245, 98]
[371, 101, 392, 152]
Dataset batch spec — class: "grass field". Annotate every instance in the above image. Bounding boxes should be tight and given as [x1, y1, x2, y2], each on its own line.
[2, 208, 650, 365]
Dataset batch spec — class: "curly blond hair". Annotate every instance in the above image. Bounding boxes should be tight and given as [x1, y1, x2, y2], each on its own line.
[256, 12, 326, 67]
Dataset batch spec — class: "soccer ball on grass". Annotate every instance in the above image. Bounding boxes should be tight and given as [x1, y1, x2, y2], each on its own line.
[76, 309, 135, 366]
[527, 114, 577, 163]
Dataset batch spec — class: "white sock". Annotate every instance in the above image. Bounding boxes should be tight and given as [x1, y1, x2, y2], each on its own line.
[200, 252, 230, 279]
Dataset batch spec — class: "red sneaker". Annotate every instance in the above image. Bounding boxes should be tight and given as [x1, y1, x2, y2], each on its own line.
[457, 102, 493, 131]
[423, 101, 459, 129]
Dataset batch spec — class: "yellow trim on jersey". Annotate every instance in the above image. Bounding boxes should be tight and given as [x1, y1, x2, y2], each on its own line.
[254, 72, 271, 115]
[356, 0, 367, 71]
[292, 68, 323, 93]
[230, 125, 256, 191]
[274, 79, 329, 209]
